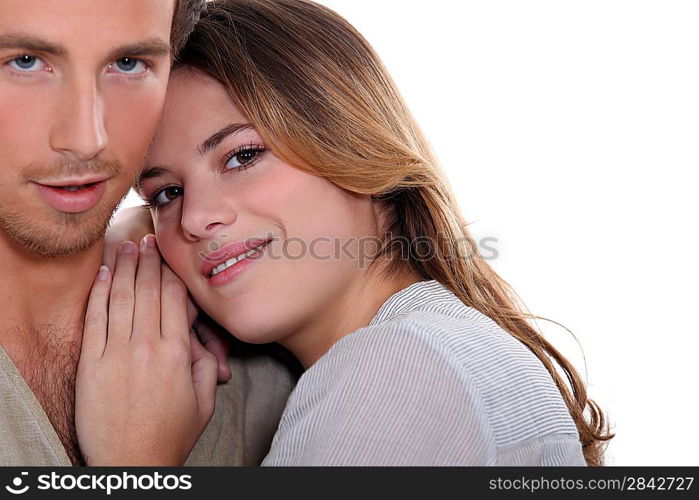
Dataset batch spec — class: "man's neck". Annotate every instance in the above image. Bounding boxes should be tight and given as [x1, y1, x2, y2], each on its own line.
[0, 236, 104, 354]
[0, 235, 104, 466]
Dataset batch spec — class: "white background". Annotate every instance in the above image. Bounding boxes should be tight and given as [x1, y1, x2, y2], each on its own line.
[119, 1, 699, 465]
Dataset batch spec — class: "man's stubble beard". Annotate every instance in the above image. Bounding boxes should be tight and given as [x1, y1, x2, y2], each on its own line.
[0, 192, 128, 258]
[0, 158, 137, 258]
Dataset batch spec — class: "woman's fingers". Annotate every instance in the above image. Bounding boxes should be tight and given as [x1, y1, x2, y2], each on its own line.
[187, 295, 199, 330]
[106, 241, 139, 350]
[102, 206, 155, 271]
[81, 265, 112, 360]
[194, 316, 232, 382]
[101, 242, 118, 273]
[78, 238, 215, 465]
[132, 235, 162, 341]
[189, 329, 218, 422]
[160, 263, 190, 343]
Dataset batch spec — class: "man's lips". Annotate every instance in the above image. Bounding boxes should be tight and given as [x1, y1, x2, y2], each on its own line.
[32, 176, 111, 214]
[200, 238, 272, 278]
[34, 174, 112, 187]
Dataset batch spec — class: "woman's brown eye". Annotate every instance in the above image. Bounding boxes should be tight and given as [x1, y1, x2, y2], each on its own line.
[149, 186, 183, 208]
[224, 148, 262, 170]
[237, 151, 256, 163]
[164, 187, 182, 200]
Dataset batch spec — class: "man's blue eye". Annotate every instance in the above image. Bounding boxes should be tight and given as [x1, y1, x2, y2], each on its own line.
[116, 58, 137, 71]
[112, 58, 148, 75]
[8, 55, 46, 72]
[15, 55, 36, 69]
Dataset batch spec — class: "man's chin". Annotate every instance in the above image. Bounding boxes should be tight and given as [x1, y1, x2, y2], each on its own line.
[0, 203, 116, 258]
[5, 222, 107, 258]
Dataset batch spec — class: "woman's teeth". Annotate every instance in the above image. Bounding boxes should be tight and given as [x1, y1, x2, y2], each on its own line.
[210, 243, 267, 277]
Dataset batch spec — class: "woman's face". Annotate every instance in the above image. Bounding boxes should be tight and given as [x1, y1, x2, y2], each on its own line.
[140, 69, 380, 348]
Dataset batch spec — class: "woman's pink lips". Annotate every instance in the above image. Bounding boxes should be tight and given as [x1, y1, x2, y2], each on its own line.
[33, 180, 108, 214]
[206, 241, 268, 287]
[200, 238, 271, 277]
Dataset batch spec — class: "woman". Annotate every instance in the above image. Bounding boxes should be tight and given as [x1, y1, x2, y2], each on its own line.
[76, 0, 612, 465]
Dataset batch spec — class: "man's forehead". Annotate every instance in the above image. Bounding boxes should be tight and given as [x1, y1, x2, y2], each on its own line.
[0, 0, 175, 54]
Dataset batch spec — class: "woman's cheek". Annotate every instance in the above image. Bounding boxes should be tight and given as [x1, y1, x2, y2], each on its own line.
[154, 229, 186, 275]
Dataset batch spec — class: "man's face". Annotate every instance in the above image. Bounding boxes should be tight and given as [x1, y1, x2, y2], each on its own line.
[0, 0, 175, 257]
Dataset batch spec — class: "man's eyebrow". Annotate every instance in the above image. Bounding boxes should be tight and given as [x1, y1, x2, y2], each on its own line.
[198, 123, 254, 156]
[105, 39, 171, 62]
[0, 34, 67, 56]
[0, 34, 170, 61]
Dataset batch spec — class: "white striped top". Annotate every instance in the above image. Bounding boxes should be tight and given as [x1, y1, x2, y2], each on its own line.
[262, 280, 586, 466]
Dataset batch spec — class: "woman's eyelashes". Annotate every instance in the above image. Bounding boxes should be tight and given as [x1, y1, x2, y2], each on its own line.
[143, 185, 183, 209]
[221, 144, 266, 172]
[143, 145, 266, 209]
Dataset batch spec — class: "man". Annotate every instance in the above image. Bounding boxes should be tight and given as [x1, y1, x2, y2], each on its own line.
[0, 0, 295, 466]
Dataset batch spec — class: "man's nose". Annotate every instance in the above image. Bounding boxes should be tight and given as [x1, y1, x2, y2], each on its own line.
[49, 76, 107, 161]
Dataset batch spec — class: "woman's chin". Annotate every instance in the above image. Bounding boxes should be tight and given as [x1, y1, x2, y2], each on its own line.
[213, 313, 285, 345]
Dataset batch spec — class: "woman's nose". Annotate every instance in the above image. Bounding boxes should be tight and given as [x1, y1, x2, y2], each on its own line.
[180, 187, 238, 241]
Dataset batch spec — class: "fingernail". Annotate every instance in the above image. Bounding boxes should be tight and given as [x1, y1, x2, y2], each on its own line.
[139, 234, 154, 252]
[145, 234, 157, 248]
[97, 265, 110, 281]
[119, 241, 136, 255]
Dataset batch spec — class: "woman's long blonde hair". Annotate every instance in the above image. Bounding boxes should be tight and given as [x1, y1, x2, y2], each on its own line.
[176, 0, 614, 465]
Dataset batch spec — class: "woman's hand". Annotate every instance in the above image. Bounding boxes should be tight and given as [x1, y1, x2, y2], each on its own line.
[76, 235, 218, 466]
[193, 314, 233, 382]
[103, 206, 231, 382]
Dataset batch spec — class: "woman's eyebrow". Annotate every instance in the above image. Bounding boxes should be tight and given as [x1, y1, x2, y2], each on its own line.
[198, 123, 254, 156]
[136, 166, 169, 192]
[135, 124, 255, 190]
